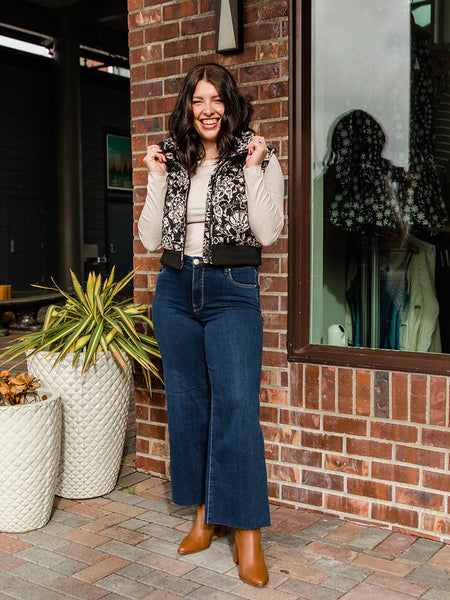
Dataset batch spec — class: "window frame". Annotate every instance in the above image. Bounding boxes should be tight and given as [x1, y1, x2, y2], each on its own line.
[287, 0, 450, 376]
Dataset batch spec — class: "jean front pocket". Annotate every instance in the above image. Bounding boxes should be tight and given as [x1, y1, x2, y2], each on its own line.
[225, 266, 258, 288]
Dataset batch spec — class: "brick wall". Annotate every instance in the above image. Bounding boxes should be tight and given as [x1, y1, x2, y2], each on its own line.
[129, 0, 450, 543]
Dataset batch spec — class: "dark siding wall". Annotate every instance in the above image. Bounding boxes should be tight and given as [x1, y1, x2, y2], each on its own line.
[0, 46, 130, 288]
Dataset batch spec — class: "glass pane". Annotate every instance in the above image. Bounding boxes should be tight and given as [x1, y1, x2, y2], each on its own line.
[311, 0, 450, 353]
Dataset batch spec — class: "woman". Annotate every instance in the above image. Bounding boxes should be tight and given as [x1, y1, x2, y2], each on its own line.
[138, 63, 284, 587]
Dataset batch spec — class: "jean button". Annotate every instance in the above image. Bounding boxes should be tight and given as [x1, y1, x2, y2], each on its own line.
[193, 258, 200, 265]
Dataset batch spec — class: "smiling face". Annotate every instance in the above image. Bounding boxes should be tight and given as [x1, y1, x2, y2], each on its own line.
[192, 79, 225, 150]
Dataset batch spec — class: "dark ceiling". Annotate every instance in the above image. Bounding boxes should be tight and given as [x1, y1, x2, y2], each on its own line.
[0, 0, 129, 68]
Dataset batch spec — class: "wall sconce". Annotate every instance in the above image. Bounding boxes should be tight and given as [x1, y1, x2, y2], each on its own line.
[216, 0, 243, 54]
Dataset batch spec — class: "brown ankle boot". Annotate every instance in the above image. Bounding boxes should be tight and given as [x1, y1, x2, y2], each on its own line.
[233, 528, 269, 587]
[178, 505, 228, 555]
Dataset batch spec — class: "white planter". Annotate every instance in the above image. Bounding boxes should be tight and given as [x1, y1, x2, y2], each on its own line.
[0, 393, 61, 533]
[27, 351, 132, 499]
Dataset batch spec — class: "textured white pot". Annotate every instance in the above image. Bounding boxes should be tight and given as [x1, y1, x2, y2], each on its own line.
[0, 392, 61, 533]
[27, 351, 132, 499]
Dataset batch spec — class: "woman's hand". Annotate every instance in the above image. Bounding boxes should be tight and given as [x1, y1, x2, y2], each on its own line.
[143, 144, 167, 174]
[245, 136, 268, 168]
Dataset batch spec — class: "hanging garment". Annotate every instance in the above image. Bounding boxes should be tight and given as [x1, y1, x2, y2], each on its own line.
[400, 235, 441, 352]
[379, 251, 412, 350]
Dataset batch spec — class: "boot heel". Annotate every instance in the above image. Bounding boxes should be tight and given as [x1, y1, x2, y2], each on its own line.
[215, 525, 229, 538]
[233, 541, 239, 564]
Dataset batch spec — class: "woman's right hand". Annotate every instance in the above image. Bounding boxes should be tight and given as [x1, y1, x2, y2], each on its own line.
[143, 144, 167, 174]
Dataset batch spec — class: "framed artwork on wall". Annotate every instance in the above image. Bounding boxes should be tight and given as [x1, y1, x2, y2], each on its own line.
[106, 134, 132, 191]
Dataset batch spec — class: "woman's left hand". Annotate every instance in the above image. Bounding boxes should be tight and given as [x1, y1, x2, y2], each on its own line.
[245, 136, 268, 168]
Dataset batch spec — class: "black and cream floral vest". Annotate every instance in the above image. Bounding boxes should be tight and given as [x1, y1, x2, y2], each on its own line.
[158, 131, 275, 270]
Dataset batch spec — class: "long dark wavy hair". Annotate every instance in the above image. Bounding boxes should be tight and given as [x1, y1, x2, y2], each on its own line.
[168, 63, 253, 174]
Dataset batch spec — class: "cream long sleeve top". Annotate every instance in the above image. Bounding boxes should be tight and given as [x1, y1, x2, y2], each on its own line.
[138, 154, 285, 256]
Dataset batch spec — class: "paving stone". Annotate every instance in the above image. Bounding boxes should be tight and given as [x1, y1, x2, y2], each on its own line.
[407, 564, 450, 589]
[97, 526, 149, 546]
[138, 567, 200, 597]
[81, 514, 130, 534]
[426, 545, 450, 569]
[279, 577, 342, 600]
[298, 518, 345, 540]
[40, 521, 74, 536]
[59, 529, 109, 548]
[106, 491, 150, 507]
[422, 589, 450, 600]
[0, 552, 26, 572]
[53, 557, 91, 576]
[311, 557, 372, 581]
[179, 544, 236, 573]
[400, 538, 443, 563]
[303, 541, 361, 564]
[52, 576, 110, 599]
[185, 586, 237, 600]
[118, 518, 149, 532]
[364, 572, 430, 597]
[183, 566, 241, 591]
[116, 473, 151, 489]
[319, 574, 359, 593]
[263, 530, 310, 549]
[324, 523, 365, 544]
[73, 557, 131, 583]
[136, 524, 185, 544]
[95, 573, 154, 599]
[136, 538, 179, 559]
[346, 527, 392, 550]
[101, 502, 148, 518]
[96, 540, 150, 563]
[353, 555, 416, 577]
[15, 546, 68, 568]
[0, 572, 64, 600]
[0, 534, 31, 555]
[57, 543, 109, 565]
[134, 499, 180, 515]
[231, 582, 299, 599]
[339, 582, 418, 600]
[374, 533, 416, 557]
[137, 511, 187, 529]
[9, 561, 65, 586]
[138, 553, 195, 577]
[17, 530, 70, 551]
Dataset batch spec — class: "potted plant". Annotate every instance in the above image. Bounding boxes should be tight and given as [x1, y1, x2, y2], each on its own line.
[0, 268, 160, 499]
[0, 370, 61, 533]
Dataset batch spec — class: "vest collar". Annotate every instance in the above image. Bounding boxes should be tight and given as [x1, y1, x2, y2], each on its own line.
[158, 130, 255, 163]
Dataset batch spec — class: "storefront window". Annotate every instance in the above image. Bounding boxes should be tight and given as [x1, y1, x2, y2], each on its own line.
[310, 0, 450, 354]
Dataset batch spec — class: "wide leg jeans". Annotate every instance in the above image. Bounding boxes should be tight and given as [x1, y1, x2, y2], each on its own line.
[152, 255, 271, 529]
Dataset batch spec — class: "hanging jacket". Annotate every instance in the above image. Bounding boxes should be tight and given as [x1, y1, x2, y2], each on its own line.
[158, 131, 275, 270]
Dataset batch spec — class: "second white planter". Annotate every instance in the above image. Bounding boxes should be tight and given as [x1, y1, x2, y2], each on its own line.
[28, 351, 132, 499]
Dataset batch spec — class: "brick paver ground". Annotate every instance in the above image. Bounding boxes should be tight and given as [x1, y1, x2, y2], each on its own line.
[1, 331, 450, 599]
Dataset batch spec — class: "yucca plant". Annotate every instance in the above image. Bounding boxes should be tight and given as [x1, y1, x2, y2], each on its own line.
[0, 268, 160, 392]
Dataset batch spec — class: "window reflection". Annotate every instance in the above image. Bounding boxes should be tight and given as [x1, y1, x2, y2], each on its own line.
[311, 0, 450, 353]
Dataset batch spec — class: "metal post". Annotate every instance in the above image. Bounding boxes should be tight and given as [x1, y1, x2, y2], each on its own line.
[54, 7, 83, 289]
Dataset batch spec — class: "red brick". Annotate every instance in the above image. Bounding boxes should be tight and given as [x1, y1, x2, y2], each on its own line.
[146, 59, 181, 80]
[392, 372, 408, 421]
[135, 405, 149, 420]
[144, 22, 179, 44]
[128, 0, 143, 10]
[268, 481, 281, 499]
[429, 376, 446, 426]
[262, 350, 287, 367]
[337, 368, 353, 414]
[267, 463, 299, 483]
[302, 470, 344, 491]
[325, 494, 369, 517]
[304, 364, 320, 409]
[260, 81, 289, 99]
[422, 428, 450, 449]
[302, 431, 343, 453]
[321, 366, 336, 412]
[374, 371, 389, 418]
[131, 81, 163, 100]
[396, 445, 445, 469]
[372, 462, 419, 485]
[262, 313, 287, 330]
[423, 470, 450, 492]
[371, 421, 418, 443]
[136, 422, 166, 440]
[240, 62, 280, 85]
[265, 443, 280, 461]
[260, 405, 278, 422]
[130, 44, 162, 65]
[396, 487, 445, 511]
[410, 374, 427, 424]
[129, 29, 144, 47]
[260, 0, 289, 18]
[129, 8, 161, 28]
[355, 369, 371, 416]
[347, 438, 392, 460]
[325, 454, 368, 476]
[260, 119, 289, 139]
[260, 295, 278, 311]
[323, 416, 367, 436]
[136, 455, 166, 474]
[422, 514, 450, 537]
[164, 36, 199, 58]
[281, 447, 322, 467]
[299, 412, 320, 429]
[282, 485, 323, 507]
[372, 504, 419, 529]
[135, 438, 149, 454]
[147, 97, 175, 115]
[244, 23, 281, 47]
[280, 409, 302, 427]
[181, 14, 214, 35]
[163, 0, 198, 21]
[347, 478, 392, 501]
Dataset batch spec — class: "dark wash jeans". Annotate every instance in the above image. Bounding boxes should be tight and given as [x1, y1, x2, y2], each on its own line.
[152, 255, 271, 529]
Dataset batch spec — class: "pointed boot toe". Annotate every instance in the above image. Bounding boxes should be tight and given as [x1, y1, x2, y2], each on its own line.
[234, 529, 269, 587]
